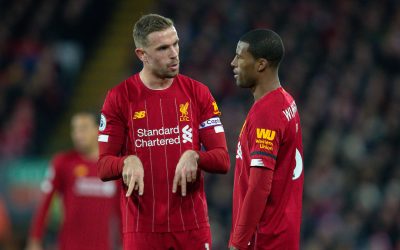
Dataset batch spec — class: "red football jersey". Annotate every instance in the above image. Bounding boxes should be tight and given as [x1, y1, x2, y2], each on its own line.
[230, 87, 304, 249]
[30, 151, 120, 250]
[98, 73, 225, 233]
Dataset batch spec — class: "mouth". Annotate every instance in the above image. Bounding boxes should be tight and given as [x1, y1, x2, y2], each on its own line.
[169, 62, 179, 70]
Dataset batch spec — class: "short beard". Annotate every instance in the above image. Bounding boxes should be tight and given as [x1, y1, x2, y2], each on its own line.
[154, 68, 179, 79]
[237, 77, 256, 89]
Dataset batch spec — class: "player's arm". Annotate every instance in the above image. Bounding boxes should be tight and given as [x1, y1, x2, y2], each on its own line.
[97, 89, 128, 181]
[230, 167, 273, 249]
[97, 141, 126, 181]
[197, 124, 230, 173]
[172, 87, 229, 196]
[27, 159, 61, 250]
[172, 118, 230, 196]
[97, 89, 144, 196]
[196, 86, 230, 174]
[27, 190, 55, 250]
[231, 108, 283, 249]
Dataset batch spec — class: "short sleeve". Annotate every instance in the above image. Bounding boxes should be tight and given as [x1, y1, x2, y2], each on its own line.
[98, 89, 127, 147]
[246, 109, 284, 171]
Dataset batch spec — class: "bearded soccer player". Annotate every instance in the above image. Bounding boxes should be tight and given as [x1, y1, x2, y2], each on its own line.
[97, 14, 230, 250]
[229, 29, 304, 250]
[26, 112, 120, 250]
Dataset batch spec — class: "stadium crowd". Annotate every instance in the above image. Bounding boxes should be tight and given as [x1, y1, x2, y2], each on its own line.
[1, 0, 399, 249]
[0, 0, 113, 159]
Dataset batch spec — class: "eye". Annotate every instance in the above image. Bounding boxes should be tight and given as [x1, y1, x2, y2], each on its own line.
[158, 46, 168, 51]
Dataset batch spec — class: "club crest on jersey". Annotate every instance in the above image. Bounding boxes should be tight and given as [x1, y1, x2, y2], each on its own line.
[74, 164, 88, 177]
[133, 110, 146, 119]
[99, 113, 106, 131]
[179, 102, 190, 121]
[212, 101, 221, 116]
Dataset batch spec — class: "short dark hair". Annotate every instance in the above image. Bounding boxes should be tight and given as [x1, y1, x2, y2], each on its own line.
[240, 29, 284, 68]
[72, 111, 99, 125]
[133, 14, 174, 48]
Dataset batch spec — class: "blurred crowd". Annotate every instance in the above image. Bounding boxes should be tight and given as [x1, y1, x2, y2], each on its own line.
[0, 0, 113, 159]
[1, 0, 400, 249]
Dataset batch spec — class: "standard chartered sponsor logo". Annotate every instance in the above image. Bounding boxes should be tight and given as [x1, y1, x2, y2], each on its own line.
[75, 177, 116, 197]
[236, 142, 242, 159]
[134, 125, 192, 147]
[182, 125, 193, 143]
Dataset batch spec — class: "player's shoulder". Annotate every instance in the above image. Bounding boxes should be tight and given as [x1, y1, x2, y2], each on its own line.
[254, 87, 294, 111]
[250, 87, 296, 124]
[176, 74, 209, 92]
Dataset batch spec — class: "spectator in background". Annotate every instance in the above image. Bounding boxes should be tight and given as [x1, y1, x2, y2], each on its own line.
[26, 112, 120, 250]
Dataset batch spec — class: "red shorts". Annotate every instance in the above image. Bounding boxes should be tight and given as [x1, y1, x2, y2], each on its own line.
[123, 227, 212, 250]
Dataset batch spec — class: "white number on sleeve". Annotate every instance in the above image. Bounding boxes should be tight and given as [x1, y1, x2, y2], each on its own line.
[292, 148, 303, 180]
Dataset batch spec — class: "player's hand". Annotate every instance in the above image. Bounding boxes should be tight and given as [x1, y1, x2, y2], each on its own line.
[123, 155, 144, 196]
[172, 150, 199, 196]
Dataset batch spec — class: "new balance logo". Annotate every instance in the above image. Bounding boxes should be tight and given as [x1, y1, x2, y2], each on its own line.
[256, 128, 276, 140]
[133, 111, 146, 119]
[182, 125, 192, 143]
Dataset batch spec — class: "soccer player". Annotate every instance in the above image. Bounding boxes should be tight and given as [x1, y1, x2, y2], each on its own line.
[26, 112, 120, 250]
[97, 14, 230, 250]
[229, 29, 304, 250]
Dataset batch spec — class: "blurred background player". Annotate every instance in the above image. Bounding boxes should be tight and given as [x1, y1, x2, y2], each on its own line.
[229, 29, 303, 250]
[26, 112, 120, 250]
[0, 197, 13, 250]
[97, 14, 230, 250]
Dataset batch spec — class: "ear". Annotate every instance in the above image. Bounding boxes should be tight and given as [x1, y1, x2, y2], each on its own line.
[135, 48, 147, 63]
[257, 58, 268, 72]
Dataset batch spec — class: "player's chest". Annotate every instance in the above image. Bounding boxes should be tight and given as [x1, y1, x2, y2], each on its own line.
[127, 95, 200, 150]
[129, 94, 197, 126]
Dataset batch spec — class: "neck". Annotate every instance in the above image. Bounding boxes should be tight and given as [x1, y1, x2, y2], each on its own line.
[140, 68, 174, 90]
[81, 147, 98, 161]
[252, 71, 281, 101]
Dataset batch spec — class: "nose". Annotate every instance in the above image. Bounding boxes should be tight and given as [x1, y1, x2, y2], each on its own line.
[170, 47, 178, 58]
[231, 57, 237, 67]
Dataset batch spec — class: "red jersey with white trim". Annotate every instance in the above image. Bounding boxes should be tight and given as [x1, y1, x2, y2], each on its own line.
[99, 73, 224, 233]
[231, 87, 304, 249]
[29, 151, 119, 250]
